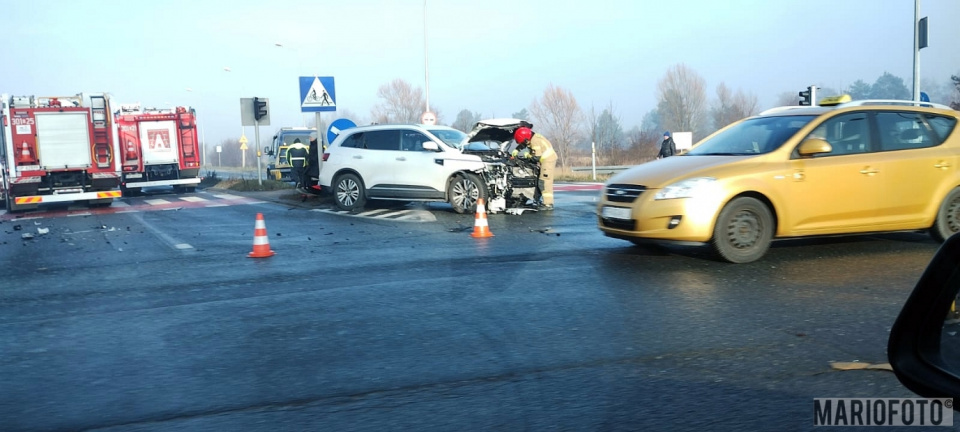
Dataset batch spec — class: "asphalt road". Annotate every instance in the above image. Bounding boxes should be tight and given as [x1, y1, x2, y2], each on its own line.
[0, 186, 943, 431]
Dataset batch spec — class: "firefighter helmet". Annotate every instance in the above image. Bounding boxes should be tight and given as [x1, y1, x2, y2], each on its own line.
[514, 127, 533, 144]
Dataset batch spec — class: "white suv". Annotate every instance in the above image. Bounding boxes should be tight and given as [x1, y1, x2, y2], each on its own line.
[318, 124, 489, 214]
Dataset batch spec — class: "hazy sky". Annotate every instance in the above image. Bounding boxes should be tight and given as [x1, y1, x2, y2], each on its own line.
[2, 0, 958, 146]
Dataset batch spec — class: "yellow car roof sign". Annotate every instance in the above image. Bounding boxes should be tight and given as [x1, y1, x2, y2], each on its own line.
[819, 94, 852, 106]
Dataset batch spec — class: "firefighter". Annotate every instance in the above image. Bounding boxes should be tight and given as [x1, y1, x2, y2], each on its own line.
[512, 127, 557, 211]
[287, 138, 309, 187]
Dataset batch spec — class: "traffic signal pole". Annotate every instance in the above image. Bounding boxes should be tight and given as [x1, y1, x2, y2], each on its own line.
[254, 119, 263, 186]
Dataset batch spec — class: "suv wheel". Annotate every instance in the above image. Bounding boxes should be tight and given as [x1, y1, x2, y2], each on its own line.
[931, 188, 960, 242]
[449, 173, 486, 214]
[334, 173, 366, 211]
[711, 197, 773, 264]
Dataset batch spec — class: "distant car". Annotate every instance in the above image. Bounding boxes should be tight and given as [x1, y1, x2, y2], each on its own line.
[317, 124, 488, 214]
[597, 96, 960, 263]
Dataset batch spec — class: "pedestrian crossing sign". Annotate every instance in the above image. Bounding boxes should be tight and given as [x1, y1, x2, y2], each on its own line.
[299, 76, 337, 112]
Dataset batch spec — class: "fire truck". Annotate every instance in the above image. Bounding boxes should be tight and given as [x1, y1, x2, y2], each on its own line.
[0, 93, 122, 212]
[114, 104, 202, 195]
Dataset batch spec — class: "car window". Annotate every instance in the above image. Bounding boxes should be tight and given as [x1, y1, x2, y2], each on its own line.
[400, 131, 432, 151]
[686, 115, 815, 156]
[426, 128, 466, 147]
[805, 112, 871, 157]
[875, 112, 938, 151]
[340, 132, 363, 148]
[925, 114, 958, 143]
[364, 130, 400, 150]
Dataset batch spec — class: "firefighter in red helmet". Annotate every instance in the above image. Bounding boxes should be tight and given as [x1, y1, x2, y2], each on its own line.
[512, 126, 557, 211]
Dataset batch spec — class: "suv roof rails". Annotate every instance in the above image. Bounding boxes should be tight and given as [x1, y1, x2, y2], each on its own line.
[838, 99, 954, 110]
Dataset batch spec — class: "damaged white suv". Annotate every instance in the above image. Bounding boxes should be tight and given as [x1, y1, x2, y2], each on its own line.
[318, 124, 489, 214]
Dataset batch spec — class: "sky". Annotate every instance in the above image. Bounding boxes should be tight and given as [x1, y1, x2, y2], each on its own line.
[1, 0, 958, 147]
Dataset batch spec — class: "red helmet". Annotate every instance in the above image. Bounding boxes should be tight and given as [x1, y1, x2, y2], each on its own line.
[514, 127, 533, 144]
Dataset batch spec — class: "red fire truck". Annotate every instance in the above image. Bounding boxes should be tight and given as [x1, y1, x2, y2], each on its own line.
[0, 93, 122, 212]
[114, 104, 202, 195]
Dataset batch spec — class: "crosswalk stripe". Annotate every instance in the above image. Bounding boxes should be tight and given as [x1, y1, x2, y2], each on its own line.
[179, 196, 209, 202]
[210, 194, 243, 200]
[144, 199, 171, 205]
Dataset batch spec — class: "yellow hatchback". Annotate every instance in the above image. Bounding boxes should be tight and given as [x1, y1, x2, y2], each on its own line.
[598, 98, 960, 263]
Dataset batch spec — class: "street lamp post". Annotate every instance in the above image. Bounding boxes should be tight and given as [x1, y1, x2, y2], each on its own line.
[423, 0, 431, 114]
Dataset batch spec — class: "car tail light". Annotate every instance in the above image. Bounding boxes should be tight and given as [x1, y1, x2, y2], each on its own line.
[322, 153, 330, 162]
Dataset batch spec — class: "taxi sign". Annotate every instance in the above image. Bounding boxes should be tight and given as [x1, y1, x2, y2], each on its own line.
[819, 95, 852, 106]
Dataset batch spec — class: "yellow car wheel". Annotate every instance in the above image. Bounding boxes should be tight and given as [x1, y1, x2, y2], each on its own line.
[931, 188, 960, 243]
[712, 197, 774, 264]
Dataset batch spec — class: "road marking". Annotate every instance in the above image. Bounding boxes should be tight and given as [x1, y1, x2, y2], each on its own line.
[311, 208, 436, 222]
[554, 183, 604, 192]
[67, 212, 92, 217]
[175, 243, 194, 250]
[210, 193, 244, 200]
[179, 196, 208, 202]
[144, 199, 171, 205]
[112, 201, 131, 207]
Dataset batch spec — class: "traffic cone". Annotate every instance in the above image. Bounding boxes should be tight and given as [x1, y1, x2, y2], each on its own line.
[471, 198, 494, 238]
[248, 213, 276, 258]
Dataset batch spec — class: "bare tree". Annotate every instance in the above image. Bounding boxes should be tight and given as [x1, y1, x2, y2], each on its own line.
[656, 64, 707, 138]
[529, 84, 584, 171]
[711, 82, 759, 129]
[370, 79, 425, 124]
[451, 109, 482, 132]
[587, 102, 625, 165]
[774, 91, 799, 108]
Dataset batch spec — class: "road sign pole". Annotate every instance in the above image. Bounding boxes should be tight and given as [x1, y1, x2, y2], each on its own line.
[254, 120, 263, 186]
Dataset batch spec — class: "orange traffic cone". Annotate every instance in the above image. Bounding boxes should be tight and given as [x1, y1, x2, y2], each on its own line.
[471, 198, 494, 238]
[248, 213, 276, 258]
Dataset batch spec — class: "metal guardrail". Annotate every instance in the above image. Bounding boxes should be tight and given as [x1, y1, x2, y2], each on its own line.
[570, 165, 634, 175]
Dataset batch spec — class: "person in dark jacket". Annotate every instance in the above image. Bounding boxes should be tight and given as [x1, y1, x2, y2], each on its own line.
[657, 131, 677, 159]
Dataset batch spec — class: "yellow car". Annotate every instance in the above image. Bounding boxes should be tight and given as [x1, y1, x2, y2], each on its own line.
[598, 97, 960, 263]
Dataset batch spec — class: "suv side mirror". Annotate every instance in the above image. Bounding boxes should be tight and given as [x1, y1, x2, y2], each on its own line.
[797, 138, 832, 156]
[888, 233, 960, 405]
[422, 141, 439, 151]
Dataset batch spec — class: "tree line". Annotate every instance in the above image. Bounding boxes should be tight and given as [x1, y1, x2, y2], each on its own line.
[209, 68, 960, 170]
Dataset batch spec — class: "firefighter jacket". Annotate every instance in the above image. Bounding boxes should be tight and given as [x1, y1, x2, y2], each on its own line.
[527, 134, 557, 164]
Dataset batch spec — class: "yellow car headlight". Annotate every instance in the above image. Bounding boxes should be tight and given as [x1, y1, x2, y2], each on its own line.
[654, 177, 718, 200]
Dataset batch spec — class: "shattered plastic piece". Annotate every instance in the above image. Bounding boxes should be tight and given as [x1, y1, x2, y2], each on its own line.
[36, 227, 49, 235]
[21, 233, 34, 240]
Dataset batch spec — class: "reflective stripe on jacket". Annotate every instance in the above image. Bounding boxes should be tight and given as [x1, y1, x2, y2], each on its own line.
[529, 134, 557, 163]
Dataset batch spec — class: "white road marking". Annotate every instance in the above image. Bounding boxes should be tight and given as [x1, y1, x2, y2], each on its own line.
[211, 194, 243, 200]
[179, 196, 208, 202]
[144, 199, 171, 205]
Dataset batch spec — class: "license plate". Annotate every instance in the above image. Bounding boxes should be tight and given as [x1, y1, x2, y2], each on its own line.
[601, 206, 631, 220]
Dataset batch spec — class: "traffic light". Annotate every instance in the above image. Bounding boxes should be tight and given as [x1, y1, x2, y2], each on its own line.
[798, 85, 817, 106]
[254, 97, 267, 121]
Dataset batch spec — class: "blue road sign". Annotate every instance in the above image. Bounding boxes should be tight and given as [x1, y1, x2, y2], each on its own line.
[299, 76, 337, 112]
[327, 118, 357, 145]
[920, 92, 930, 103]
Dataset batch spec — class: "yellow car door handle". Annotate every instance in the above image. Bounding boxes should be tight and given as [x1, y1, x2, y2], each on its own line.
[860, 168, 879, 175]
[935, 162, 951, 169]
